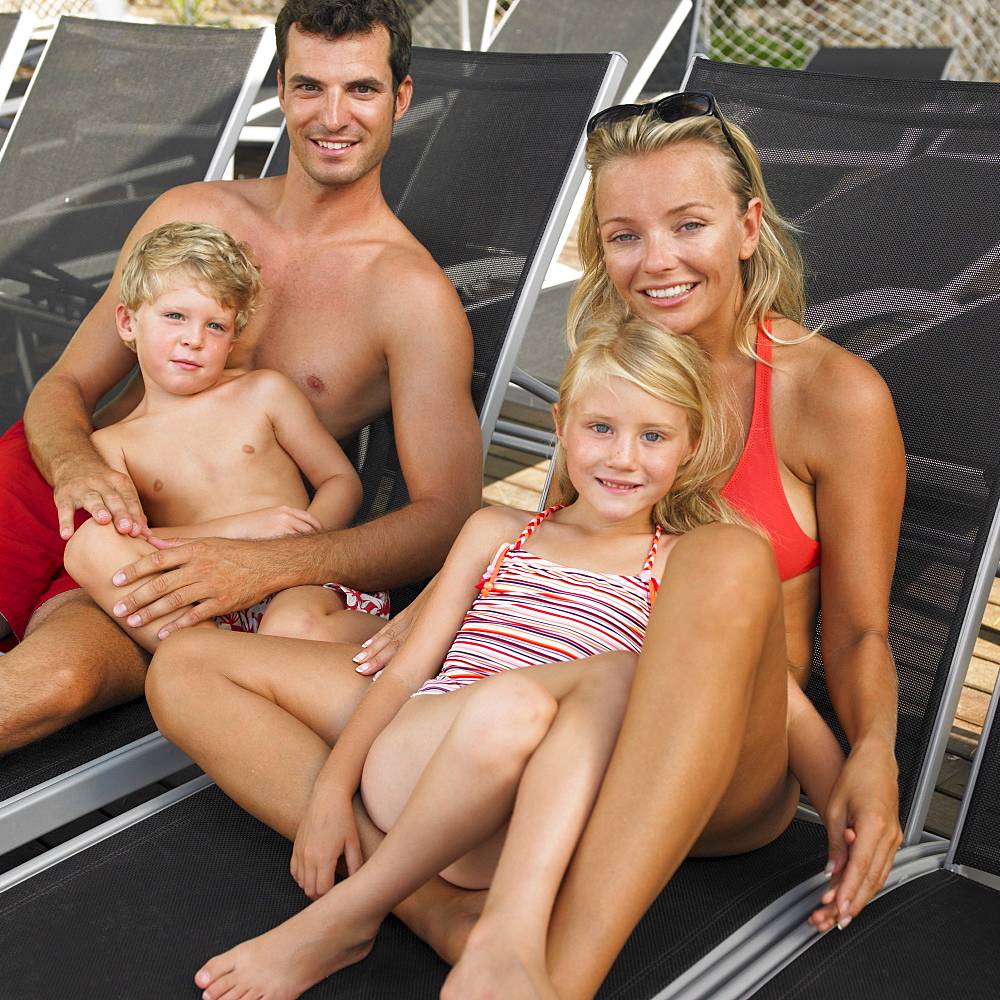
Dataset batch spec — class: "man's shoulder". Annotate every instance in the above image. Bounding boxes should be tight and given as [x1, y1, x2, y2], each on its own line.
[150, 176, 282, 229]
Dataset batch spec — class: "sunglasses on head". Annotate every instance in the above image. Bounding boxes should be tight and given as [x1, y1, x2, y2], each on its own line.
[586, 91, 751, 178]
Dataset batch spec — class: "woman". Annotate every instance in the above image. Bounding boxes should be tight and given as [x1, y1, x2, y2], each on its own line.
[357, 94, 905, 998]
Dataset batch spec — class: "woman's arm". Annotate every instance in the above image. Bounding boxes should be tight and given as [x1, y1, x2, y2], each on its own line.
[806, 348, 906, 927]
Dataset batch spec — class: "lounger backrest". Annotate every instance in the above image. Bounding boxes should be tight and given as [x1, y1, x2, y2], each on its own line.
[0, 16, 272, 433]
[0, 11, 33, 109]
[488, 0, 692, 103]
[265, 47, 622, 547]
[686, 58, 1000, 843]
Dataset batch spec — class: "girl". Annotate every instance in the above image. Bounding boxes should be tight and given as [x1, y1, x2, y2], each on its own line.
[176, 315, 846, 1000]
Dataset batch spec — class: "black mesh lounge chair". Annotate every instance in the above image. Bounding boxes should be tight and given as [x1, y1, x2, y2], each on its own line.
[0, 15, 276, 853]
[738, 650, 1000, 1000]
[0, 41, 624, 856]
[488, 0, 693, 104]
[6, 54, 999, 1000]
[805, 46, 954, 80]
[0, 45, 626, 998]
[0, 10, 34, 119]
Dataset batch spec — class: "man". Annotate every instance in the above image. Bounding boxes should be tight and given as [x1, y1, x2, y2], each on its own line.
[0, 0, 482, 754]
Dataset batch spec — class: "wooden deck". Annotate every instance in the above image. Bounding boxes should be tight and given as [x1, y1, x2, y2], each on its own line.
[484, 401, 1000, 840]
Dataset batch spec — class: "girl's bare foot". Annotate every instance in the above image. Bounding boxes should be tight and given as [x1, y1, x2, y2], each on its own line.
[194, 894, 378, 1000]
[440, 919, 558, 1000]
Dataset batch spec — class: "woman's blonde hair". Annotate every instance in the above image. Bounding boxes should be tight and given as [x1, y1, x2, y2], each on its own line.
[569, 111, 807, 360]
[554, 314, 750, 534]
[119, 221, 262, 344]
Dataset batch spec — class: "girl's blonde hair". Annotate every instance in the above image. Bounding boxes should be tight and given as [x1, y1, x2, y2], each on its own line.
[569, 112, 807, 360]
[554, 314, 750, 534]
[120, 221, 262, 343]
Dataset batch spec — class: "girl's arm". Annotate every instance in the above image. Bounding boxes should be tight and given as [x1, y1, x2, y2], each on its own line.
[786, 675, 844, 823]
[261, 369, 363, 531]
[290, 504, 528, 897]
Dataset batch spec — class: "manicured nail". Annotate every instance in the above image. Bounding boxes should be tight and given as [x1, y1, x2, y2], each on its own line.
[127, 614, 141, 627]
[353, 651, 368, 664]
[823, 860, 835, 877]
[361, 638, 372, 648]
[837, 916, 852, 930]
[113, 573, 126, 586]
[113, 602, 127, 616]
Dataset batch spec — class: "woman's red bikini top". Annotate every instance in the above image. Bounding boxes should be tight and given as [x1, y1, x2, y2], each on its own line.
[720, 322, 821, 581]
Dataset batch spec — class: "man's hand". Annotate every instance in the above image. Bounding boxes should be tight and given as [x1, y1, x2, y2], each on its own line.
[54, 464, 147, 540]
[811, 742, 901, 931]
[110, 536, 276, 637]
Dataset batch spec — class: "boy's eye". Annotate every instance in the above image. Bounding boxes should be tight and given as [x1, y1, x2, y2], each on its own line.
[208, 322, 226, 331]
[166, 312, 183, 320]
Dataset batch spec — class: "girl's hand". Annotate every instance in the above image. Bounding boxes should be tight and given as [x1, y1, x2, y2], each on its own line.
[352, 580, 433, 675]
[291, 784, 363, 900]
[220, 506, 324, 540]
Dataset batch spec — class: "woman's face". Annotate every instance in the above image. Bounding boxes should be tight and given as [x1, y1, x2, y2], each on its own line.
[595, 142, 762, 343]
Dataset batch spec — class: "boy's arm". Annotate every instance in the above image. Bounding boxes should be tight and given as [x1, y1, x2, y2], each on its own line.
[260, 369, 363, 531]
[786, 674, 846, 823]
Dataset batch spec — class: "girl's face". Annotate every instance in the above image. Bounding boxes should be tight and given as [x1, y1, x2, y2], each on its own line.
[555, 375, 696, 528]
[595, 142, 762, 344]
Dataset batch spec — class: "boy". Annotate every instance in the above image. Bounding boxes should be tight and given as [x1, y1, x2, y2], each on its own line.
[65, 222, 389, 652]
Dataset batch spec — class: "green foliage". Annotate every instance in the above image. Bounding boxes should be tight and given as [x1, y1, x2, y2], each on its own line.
[711, 25, 812, 70]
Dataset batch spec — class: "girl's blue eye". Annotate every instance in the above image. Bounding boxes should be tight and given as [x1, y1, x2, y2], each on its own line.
[643, 431, 661, 442]
[593, 423, 611, 434]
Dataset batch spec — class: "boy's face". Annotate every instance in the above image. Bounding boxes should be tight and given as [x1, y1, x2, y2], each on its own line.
[117, 280, 237, 397]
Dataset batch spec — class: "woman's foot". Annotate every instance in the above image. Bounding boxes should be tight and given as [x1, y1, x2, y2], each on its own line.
[440, 919, 558, 1000]
[194, 893, 378, 1000]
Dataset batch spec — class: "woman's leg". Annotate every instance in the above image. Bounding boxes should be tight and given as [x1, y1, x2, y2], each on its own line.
[195, 653, 635, 1000]
[146, 628, 372, 838]
[258, 586, 383, 645]
[546, 523, 797, 1000]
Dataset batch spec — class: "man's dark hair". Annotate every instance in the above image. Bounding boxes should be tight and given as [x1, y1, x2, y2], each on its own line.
[276, 0, 412, 92]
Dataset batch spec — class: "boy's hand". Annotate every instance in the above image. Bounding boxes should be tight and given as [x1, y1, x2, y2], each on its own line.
[221, 506, 323, 540]
[291, 784, 363, 899]
[53, 461, 147, 539]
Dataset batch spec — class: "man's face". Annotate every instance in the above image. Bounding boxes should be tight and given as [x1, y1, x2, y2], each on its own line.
[278, 25, 412, 190]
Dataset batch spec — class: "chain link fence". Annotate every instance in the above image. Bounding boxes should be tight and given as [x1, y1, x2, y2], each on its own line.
[699, 0, 1000, 82]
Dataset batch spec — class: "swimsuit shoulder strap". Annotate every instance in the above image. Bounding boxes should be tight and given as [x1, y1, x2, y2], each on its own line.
[512, 505, 563, 550]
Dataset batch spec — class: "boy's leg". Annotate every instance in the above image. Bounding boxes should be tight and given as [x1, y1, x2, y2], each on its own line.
[146, 628, 372, 838]
[546, 524, 797, 1000]
[63, 518, 196, 652]
[257, 586, 382, 645]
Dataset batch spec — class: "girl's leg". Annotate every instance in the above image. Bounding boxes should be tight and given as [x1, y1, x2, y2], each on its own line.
[195, 653, 634, 1000]
[257, 586, 383, 645]
[442, 654, 637, 1000]
[146, 628, 371, 838]
[546, 523, 797, 1000]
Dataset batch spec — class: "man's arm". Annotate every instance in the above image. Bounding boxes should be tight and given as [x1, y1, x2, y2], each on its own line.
[23, 183, 227, 539]
[109, 259, 483, 632]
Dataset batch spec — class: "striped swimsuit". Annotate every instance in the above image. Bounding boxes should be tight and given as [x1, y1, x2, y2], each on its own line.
[414, 506, 662, 696]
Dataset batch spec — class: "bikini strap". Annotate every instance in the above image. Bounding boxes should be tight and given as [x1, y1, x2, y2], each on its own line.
[480, 506, 563, 596]
[639, 525, 663, 583]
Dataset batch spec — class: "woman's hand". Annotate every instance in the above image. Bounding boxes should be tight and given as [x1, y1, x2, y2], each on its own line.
[809, 741, 901, 931]
[352, 578, 435, 675]
[291, 782, 363, 900]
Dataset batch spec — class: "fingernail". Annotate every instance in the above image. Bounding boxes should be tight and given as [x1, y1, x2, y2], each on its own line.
[823, 860, 835, 877]
[158, 629, 170, 640]
[61, 528, 71, 539]
[113, 602, 127, 616]
[838, 899, 851, 917]
[113, 573, 126, 586]
[361, 638, 372, 648]
[127, 614, 141, 627]
[352, 651, 367, 664]
[837, 916, 852, 930]
[118, 519, 130, 530]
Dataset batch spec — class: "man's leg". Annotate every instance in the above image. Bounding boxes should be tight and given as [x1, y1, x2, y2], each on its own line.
[0, 589, 148, 754]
